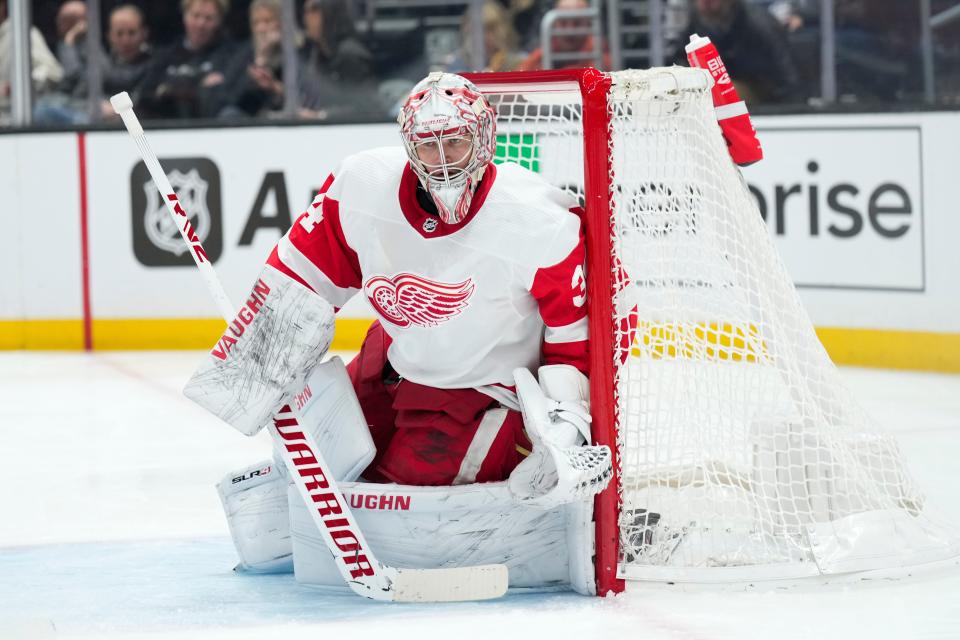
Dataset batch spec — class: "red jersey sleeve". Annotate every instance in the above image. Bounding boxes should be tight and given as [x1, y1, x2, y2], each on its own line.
[529, 213, 589, 374]
[266, 172, 362, 309]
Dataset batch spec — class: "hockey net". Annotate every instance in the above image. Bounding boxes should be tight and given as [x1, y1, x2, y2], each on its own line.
[468, 67, 959, 594]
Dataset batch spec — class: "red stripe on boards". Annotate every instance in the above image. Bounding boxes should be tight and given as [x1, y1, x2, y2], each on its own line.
[78, 132, 93, 351]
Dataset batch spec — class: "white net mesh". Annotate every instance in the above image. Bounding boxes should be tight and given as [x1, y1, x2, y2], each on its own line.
[477, 68, 958, 583]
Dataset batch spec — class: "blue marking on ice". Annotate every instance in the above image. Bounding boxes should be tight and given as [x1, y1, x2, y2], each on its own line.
[0, 537, 581, 635]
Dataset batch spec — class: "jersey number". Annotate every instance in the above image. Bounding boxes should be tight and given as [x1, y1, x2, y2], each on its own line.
[299, 194, 325, 232]
[572, 264, 586, 307]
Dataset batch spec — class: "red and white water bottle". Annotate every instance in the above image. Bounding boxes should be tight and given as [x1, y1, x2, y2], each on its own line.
[685, 34, 763, 166]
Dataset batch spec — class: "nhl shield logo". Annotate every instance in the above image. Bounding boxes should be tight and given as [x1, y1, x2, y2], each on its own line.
[143, 169, 209, 256]
[131, 157, 222, 267]
[422, 217, 439, 233]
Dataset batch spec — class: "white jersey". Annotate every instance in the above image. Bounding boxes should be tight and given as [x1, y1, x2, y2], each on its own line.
[267, 147, 588, 389]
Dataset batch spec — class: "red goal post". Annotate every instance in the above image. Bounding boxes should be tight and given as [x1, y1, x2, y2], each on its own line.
[466, 68, 623, 595]
[466, 67, 959, 597]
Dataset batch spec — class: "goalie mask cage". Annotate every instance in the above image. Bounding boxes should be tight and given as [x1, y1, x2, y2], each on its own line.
[465, 68, 959, 596]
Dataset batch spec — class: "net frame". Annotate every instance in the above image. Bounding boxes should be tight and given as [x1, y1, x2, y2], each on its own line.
[464, 68, 958, 597]
[467, 68, 623, 594]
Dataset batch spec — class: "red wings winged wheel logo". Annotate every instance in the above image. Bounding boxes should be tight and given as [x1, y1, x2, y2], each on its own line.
[363, 273, 475, 328]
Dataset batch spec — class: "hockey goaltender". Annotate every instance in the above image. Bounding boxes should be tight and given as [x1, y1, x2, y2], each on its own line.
[183, 72, 614, 596]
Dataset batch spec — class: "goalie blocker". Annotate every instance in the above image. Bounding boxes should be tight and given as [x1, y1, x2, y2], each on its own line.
[183, 264, 335, 437]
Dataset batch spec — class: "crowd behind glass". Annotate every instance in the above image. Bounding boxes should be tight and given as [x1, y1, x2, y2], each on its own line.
[1, 0, 958, 128]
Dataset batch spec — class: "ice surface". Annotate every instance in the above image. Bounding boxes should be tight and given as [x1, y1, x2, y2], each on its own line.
[1, 352, 958, 639]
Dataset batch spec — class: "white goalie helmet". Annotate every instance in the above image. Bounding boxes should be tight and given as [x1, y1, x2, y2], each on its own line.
[398, 72, 497, 224]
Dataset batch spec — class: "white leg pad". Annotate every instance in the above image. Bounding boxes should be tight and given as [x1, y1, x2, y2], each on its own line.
[218, 357, 376, 571]
[565, 499, 598, 595]
[217, 460, 293, 573]
[288, 481, 597, 593]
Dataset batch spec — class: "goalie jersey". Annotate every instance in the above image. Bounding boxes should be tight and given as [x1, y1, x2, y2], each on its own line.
[266, 147, 588, 390]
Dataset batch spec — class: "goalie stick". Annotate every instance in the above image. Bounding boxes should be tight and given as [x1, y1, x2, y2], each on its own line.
[110, 91, 508, 603]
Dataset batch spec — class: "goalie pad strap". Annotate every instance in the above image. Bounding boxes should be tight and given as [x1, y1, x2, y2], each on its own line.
[453, 408, 509, 485]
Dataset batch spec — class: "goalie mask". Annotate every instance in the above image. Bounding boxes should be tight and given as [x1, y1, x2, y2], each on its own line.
[398, 72, 497, 225]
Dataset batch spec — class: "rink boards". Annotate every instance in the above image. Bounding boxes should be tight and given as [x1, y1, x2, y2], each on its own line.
[1, 112, 959, 370]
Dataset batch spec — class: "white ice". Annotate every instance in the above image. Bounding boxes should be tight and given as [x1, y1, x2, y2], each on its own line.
[1, 351, 959, 640]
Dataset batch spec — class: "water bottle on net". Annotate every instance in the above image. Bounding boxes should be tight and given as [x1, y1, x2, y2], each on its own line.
[685, 34, 764, 166]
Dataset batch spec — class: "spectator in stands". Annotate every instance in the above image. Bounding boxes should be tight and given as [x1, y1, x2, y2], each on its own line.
[515, 0, 609, 72]
[752, 0, 818, 100]
[0, 0, 63, 123]
[496, 0, 551, 51]
[298, 0, 378, 120]
[35, 0, 91, 123]
[444, 1, 526, 73]
[764, 1, 815, 33]
[37, 3, 152, 124]
[220, 0, 285, 117]
[813, 0, 915, 103]
[670, 0, 803, 104]
[933, 0, 960, 104]
[54, 0, 86, 56]
[103, 5, 152, 96]
[137, 0, 235, 119]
